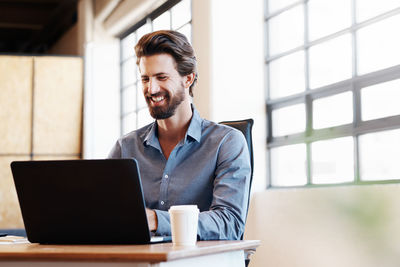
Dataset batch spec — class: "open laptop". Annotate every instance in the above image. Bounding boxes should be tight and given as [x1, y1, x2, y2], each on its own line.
[10, 158, 171, 244]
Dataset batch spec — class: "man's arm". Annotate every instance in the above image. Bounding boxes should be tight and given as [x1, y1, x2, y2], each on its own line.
[108, 141, 122, 158]
[153, 129, 251, 240]
[146, 208, 158, 231]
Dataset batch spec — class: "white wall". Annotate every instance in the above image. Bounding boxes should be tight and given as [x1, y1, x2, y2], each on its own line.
[83, 42, 120, 158]
[245, 184, 400, 267]
[192, 0, 213, 119]
[80, 0, 123, 159]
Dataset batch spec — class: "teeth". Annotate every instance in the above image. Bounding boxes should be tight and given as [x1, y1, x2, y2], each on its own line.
[151, 96, 165, 102]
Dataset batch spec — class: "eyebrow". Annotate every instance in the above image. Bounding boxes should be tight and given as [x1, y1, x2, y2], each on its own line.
[141, 72, 168, 78]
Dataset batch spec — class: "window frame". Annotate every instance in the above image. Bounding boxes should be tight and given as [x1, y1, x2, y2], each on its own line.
[265, 0, 400, 188]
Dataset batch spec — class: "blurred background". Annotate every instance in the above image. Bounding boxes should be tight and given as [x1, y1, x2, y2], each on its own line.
[1, 0, 400, 266]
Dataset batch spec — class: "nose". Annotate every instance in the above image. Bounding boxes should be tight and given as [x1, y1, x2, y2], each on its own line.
[148, 78, 160, 95]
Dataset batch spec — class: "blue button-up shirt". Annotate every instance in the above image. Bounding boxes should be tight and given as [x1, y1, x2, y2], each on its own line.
[108, 107, 250, 240]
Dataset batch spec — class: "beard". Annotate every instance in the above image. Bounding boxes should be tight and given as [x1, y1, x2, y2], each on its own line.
[145, 83, 186, 120]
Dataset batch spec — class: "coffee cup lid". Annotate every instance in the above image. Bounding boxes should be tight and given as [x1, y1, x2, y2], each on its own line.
[169, 205, 199, 212]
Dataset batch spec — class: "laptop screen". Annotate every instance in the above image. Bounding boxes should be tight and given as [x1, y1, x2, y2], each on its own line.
[11, 159, 159, 244]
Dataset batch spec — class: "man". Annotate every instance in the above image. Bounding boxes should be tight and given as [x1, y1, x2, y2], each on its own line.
[108, 30, 250, 240]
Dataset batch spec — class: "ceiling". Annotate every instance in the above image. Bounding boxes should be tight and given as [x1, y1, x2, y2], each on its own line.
[0, 0, 78, 54]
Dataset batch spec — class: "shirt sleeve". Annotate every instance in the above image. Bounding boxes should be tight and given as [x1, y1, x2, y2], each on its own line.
[108, 140, 122, 158]
[154, 129, 251, 240]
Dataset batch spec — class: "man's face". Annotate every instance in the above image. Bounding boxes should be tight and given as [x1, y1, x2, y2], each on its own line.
[139, 54, 188, 120]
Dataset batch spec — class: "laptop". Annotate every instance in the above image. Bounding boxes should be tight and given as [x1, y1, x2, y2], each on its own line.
[10, 158, 171, 244]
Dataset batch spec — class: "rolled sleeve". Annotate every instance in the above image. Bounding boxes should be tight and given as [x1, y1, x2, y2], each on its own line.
[154, 209, 171, 236]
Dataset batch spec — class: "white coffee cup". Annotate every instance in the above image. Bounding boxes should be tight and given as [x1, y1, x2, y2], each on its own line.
[169, 205, 199, 246]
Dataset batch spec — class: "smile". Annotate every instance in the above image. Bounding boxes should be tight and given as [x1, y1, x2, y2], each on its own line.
[151, 95, 165, 103]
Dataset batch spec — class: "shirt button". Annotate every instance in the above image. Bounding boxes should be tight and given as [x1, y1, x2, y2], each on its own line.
[160, 201, 165, 205]
[164, 174, 168, 179]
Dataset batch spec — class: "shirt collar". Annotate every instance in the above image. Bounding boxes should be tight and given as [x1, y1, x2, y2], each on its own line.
[186, 105, 202, 143]
[143, 104, 202, 147]
[143, 121, 160, 149]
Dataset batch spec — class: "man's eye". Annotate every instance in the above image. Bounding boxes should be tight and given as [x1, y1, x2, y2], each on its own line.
[158, 76, 167, 80]
[141, 77, 149, 83]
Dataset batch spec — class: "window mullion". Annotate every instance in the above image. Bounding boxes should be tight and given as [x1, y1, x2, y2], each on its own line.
[306, 142, 312, 185]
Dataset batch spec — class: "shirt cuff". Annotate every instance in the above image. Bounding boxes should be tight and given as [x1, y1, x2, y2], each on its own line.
[154, 209, 171, 236]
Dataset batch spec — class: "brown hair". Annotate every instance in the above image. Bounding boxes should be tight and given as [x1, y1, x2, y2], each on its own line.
[135, 30, 197, 97]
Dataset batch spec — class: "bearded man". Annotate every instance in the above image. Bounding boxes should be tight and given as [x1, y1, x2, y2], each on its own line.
[108, 30, 250, 240]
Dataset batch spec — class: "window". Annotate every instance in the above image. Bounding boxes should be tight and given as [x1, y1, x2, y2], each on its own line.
[266, 0, 400, 187]
[119, 0, 192, 135]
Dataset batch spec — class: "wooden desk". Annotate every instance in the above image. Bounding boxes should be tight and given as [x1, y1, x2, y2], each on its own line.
[0, 240, 260, 267]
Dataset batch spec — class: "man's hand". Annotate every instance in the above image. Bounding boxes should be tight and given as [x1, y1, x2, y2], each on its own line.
[146, 208, 158, 232]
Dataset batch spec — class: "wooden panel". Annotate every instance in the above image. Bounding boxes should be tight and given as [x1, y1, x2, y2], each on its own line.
[0, 156, 29, 228]
[33, 56, 83, 154]
[32, 155, 80, 161]
[0, 56, 32, 154]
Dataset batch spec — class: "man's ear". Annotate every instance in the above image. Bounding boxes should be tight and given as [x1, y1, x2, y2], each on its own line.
[184, 73, 196, 89]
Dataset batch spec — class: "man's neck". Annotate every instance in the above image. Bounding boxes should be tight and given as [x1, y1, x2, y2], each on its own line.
[156, 101, 193, 144]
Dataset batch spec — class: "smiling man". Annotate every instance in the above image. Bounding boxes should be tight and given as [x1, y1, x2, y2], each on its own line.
[108, 30, 251, 240]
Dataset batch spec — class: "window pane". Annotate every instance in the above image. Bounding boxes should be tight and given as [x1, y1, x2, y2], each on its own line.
[270, 144, 307, 186]
[309, 34, 352, 89]
[136, 23, 152, 40]
[361, 79, 400, 121]
[268, 0, 299, 14]
[137, 83, 147, 109]
[359, 129, 400, 181]
[312, 137, 354, 184]
[357, 14, 400, 75]
[122, 86, 136, 115]
[121, 58, 136, 88]
[308, 0, 351, 41]
[272, 104, 305, 136]
[177, 23, 192, 43]
[137, 108, 154, 128]
[137, 67, 141, 83]
[121, 32, 136, 61]
[171, 0, 191, 29]
[153, 11, 171, 31]
[313, 92, 353, 129]
[269, 51, 305, 99]
[269, 5, 304, 56]
[357, 0, 400, 22]
[122, 112, 136, 135]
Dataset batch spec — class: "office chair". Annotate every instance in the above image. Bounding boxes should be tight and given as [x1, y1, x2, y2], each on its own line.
[219, 119, 254, 267]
